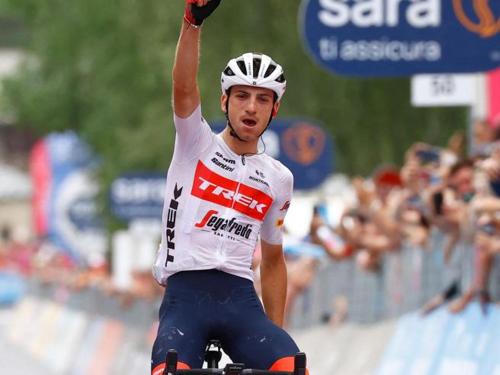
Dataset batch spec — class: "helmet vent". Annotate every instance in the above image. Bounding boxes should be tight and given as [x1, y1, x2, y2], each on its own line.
[264, 64, 276, 78]
[275, 73, 286, 83]
[236, 60, 247, 75]
[252, 58, 261, 79]
[223, 67, 235, 76]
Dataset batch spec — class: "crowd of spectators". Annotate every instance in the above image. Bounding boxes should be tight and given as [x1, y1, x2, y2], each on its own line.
[0, 225, 163, 308]
[281, 118, 500, 324]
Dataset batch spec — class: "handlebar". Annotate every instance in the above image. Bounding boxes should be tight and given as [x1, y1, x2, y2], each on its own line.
[164, 350, 307, 375]
[176, 371, 295, 374]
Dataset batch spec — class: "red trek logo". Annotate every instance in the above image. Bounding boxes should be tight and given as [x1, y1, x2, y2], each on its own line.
[191, 161, 273, 221]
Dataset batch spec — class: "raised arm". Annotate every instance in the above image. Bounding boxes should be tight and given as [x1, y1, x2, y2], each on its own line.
[172, 12, 200, 117]
[173, 0, 221, 118]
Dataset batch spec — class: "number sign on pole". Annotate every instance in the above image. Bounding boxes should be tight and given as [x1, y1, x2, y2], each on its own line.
[411, 74, 478, 107]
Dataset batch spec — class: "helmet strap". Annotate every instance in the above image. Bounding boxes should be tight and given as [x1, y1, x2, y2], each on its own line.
[257, 107, 275, 138]
[225, 98, 247, 143]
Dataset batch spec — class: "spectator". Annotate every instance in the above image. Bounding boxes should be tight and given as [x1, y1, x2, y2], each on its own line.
[472, 118, 500, 157]
[446, 153, 500, 313]
[311, 204, 353, 260]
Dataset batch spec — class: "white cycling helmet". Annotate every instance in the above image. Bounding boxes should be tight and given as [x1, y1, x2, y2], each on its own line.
[221, 53, 286, 102]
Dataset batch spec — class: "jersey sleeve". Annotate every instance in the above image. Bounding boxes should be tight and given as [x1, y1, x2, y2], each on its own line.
[172, 105, 213, 163]
[260, 168, 294, 245]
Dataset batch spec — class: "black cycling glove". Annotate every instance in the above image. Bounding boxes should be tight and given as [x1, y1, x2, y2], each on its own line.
[185, 0, 222, 27]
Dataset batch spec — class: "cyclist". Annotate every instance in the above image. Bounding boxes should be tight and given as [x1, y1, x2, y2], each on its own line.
[151, 1, 308, 374]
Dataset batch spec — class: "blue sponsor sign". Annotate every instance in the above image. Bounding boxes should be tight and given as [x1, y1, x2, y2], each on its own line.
[377, 303, 500, 375]
[432, 302, 489, 375]
[300, 0, 500, 77]
[110, 173, 166, 221]
[44, 131, 105, 263]
[212, 119, 335, 190]
[375, 312, 421, 375]
[478, 307, 500, 375]
[68, 197, 101, 230]
[402, 308, 453, 375]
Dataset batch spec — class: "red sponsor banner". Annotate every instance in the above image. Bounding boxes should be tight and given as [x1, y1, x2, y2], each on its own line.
[488, 68, 500, 127]
[29, 140, 51, 236]
[191, 161, 273, 221]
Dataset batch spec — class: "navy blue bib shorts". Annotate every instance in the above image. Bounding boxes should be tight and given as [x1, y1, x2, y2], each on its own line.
[151, 269, 300, 371]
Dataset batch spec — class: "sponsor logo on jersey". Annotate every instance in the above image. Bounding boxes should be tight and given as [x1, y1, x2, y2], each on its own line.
[249, 175, 269, 187]
[211, 151, 236, 172]
[165, 184, 183, 266]
[211, 157, 235, 172]
[249, 169, 269, 187]
[280, 201, 291, 211]
[216, 151, 236, 165]
[191, 161, 273, 221]
[195, 210, 253, 239]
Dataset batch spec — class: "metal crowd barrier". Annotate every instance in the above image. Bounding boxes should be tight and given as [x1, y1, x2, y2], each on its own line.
[288, 230, 500, 328]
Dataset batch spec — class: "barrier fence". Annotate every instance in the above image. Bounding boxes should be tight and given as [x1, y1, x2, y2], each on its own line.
[289, 230, 500, 327]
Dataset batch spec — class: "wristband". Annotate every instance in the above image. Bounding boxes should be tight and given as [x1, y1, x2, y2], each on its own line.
[183, 14, 201, 29]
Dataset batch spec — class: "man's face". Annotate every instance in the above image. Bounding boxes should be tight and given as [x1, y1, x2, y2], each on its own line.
[449, 166, 475, 201]
[221, 85, 280, 142]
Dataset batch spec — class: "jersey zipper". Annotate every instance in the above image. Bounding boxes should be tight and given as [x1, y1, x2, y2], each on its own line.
[215, 155, 247, 265]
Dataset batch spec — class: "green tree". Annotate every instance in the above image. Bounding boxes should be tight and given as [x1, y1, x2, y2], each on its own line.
[1, 0, 466, 186]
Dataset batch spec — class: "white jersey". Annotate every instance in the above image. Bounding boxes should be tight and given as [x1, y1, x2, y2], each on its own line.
[153, 105, 293, 284]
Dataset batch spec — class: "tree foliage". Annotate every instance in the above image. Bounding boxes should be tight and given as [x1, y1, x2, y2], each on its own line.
[1, 0, 466, 184]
